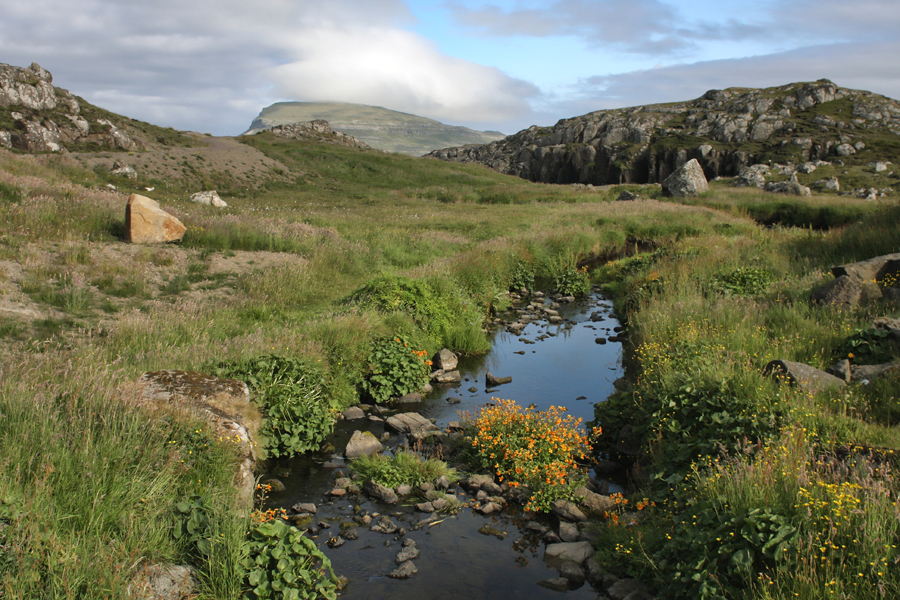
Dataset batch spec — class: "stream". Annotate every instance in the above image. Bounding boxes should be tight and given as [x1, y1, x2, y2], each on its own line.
[262, 289, 624, 599]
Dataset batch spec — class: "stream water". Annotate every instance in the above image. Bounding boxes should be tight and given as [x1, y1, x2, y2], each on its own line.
[263, 290, 624, 599]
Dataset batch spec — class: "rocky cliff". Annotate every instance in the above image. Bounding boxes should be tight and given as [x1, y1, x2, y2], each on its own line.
[428, 80, 900, 186]
[245, 101, 505, 156]
[0, 61, 196, 153]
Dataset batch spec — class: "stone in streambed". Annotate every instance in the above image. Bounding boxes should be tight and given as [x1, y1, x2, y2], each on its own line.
[485, 372, 512, 386]
[389, 561, 418, 579]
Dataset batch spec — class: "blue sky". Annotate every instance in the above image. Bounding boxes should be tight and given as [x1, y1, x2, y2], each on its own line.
[1, 0, 898, 136]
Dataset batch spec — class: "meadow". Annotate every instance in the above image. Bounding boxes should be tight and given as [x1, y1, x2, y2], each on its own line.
[0, 135, 897, 599]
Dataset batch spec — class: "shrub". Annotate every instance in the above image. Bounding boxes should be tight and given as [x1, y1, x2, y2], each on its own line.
[464, 398, 596, 512]
[241, 518, 338, 600]
[552, 263, 590, 297]
[509, 259, 535, 292]
[361, 335, 431, 404]
[214, 355, 333, 458]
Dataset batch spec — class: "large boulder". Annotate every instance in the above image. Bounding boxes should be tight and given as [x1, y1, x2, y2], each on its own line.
[544, 541, 595, 564]
[432, 348, 458, 371]
[762, 360, 846, 393]
[662, 159, 709, 197]
[385, 412, 438, 437]
[810, 275, 866, 307]
[345, 430, 383, 459]
[831, 253, 900, 285]
[125, 194, 186, 244]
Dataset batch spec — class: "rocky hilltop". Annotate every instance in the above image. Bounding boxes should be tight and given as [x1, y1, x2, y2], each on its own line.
[429, 80, 900, 186]
[0, 61, 198, 153]
[245, 101, 505, 156]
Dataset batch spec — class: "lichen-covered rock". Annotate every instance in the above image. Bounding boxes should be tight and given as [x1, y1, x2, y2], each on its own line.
[662, 159, 709, 197]
[345, 430, 383, 459]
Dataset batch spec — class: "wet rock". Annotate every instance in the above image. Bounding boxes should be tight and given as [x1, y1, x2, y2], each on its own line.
[370, 515, 399, 534]
[476, 501, 502, 514]
[431, 498, 451, 511]
[433, 348, 459, 371]
[329, 488, 347, 497]
[584, 557, 605, 586]
[345, 430, 383, 459]
[551, 499, 587, 522]
[574, 486, 616, 515]
[415, 502, 434, 513]
[342, 406, 365, 420]
[326, 536, 345, 548]
[486, 372, 512, 386]
[608, 579, 651, 600]
[389, 561, 418, 579]
[525, 521, 550, 535]
[291, 502, 317, 514]
[343, 528, 359, 541]
[537, 578, 570, 592]
[364, 480, 399, 504]
[544, 541, 594, 563]
[466, 474, 495, 490]
[395, 545, 420, 563]
[396, 392, 422, 404]
[262, 478, 285, 493]
[435, 475, 451, 489]
[763, 359, 846, 393]
[478, 525, 507, 540]
[385, 413, 438, 437]
[543, 530, 562, 544]
[559, 522, 580, 542]
[433, 370, 462, 384]
[446, 396, 462, 404]
[559, 562, 586, 587]
[595, 337, 607, 345]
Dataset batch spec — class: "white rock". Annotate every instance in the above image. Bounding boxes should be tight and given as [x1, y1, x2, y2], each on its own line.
[190, 190, 227, 208]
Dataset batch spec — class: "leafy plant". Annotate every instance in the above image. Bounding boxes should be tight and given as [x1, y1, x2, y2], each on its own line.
[241, 518, 338, 600]
[706, 267, 774, 297]
[464, 398, 596, 512]
[361, 335, 431, 404]
[172, 495, 211, 559]
[214, 355, 333, 458]
[552, 263, 590, 297]
[350, 451, 457, 488]
[654, 506, 798, 600]
[509, 259, 535, 292]
[834, 327, 897, 365]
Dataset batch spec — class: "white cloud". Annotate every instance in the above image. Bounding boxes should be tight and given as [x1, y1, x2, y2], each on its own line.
[269, 26, 538, 126]
[0, 0, 535, 134]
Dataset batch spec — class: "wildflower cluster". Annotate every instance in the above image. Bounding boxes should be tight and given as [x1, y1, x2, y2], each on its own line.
[466, 398, 596, 512]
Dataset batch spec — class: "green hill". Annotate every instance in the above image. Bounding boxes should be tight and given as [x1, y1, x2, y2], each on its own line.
[243, 101, 505, 156]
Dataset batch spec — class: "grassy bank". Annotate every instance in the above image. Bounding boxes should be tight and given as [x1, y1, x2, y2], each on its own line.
[1, 136, 898, 598]
[591, 201, 900, 598]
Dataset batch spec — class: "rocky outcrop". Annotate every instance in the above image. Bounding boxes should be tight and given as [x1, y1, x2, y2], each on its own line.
[265, 120, 371, 149]
[0, 61, 145, 153]
[762, 360, 846, 393]
[136, 370, 262, 507]
[811, 252, 900, 306]
[429, 80, 900, 186]
[125, 194, 187, 244]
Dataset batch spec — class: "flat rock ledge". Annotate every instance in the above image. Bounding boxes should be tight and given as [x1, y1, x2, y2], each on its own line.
[763, 359, 846, 393]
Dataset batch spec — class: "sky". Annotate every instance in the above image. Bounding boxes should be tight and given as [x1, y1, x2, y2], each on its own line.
[1, 0, 898, 136]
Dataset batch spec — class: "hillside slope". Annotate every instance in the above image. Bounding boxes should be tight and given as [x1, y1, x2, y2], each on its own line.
[429, 80, 900, 186]
[244, 101, 505, 156]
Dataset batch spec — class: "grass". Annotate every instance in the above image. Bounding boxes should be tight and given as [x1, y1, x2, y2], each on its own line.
[0, 128, 898, 599]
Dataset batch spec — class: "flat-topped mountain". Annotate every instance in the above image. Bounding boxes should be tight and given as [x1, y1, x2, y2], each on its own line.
[244, 101, 505, 156]
[429, 80, 900, 186]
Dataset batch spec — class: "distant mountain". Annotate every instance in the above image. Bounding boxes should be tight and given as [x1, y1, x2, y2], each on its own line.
[244, 102, 505, 156]
[429, 80, 900, 186]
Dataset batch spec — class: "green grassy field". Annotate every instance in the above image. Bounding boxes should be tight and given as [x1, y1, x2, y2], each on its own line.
[0, 136, 898, 599]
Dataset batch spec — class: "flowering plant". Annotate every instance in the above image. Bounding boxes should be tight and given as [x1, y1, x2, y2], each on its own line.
[465, 398, 598, 512]
[362, 335, 432, 404]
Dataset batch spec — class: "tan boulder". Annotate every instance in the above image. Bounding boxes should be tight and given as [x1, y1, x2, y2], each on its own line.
[125, 194, 186, 244]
